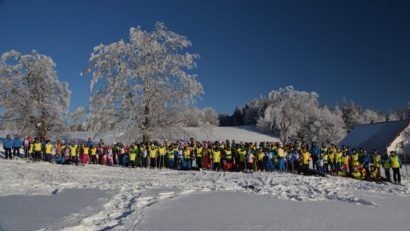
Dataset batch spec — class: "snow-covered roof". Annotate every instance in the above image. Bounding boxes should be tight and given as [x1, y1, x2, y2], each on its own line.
[339, 120, 410, 153]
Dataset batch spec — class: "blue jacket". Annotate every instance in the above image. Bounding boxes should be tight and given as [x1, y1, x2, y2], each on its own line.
[3, 138, 13, 149]
[361, 154, 371, 167]
[311, 145, 320, 157]
[87, 139, 93, 148]
[12, 137, 22, 148]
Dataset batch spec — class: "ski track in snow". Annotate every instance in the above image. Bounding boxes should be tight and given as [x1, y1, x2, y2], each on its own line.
[0, 160, 409, 230]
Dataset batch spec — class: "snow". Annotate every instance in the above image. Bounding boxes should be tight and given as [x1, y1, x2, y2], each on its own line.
[182, 125, 280, 142]
[0, 160, 409, 230]
[1, 125, 279, 144]
[138, 191, 410, 231]
[0, 189, 113, 231]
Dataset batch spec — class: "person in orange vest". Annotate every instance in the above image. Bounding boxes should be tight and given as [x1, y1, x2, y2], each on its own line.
[389, 151, 403, 184]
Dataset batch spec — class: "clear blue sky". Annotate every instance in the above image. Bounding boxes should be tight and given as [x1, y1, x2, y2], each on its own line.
[0, 0, 409, 113]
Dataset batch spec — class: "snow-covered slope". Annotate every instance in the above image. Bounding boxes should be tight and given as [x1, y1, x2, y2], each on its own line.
[1, 125, 279, 143]
[183, 125, 279, 142]
[0, 160, 409, 230]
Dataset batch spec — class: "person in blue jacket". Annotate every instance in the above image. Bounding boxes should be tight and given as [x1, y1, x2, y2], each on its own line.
[264, 147, 274, 172]
[310, 142, 320, 170]
[361, 150, 372, 178]
[3, 134, 13, 159]
[87, 137, 93, 148]
[12, 134, 22, 158]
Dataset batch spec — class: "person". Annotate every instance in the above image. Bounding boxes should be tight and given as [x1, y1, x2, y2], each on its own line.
[310, 142, 320, 170]
[70, 143, 78, 165]
[351, 165, 365, 180]
[158, 143, 166, 168]
[29, 141, 34, 160]
[246, 147, 256, 171]
[129, 145, 136, 168]
[335, 149, 343, 173]
[45, 140, 53, 162]
[55, 140, 62, 158]
[86, 137, 93, 148]
[264, 147, 274, 172]
[12, 134, 22, 158]
[287, 147, 299, 173]
[328, 145, 337, 173]
[33, 138, 42, 161]
[322, 150, 329, 174]
[122, 147, 129, 167]
[351, 149, 359, 168]
[389, 151, 402, 184]
[369, 165, 386, 183]
[341, 152, 351, 176]
[211, 146, 221, 171]
[372, 150, 381, 177]
[3, 134, 13, 159]
[319, 143, 327, 172]
[361, 151, 371, 178]
[98, 143, 105, 165]
[83, 144, 90, 164]
[237, 145, 247, 171]
[196, 143, 203, 169]
[167, 145, 176, 169]
[259, 147, 267, 171]
[90, 145, 97, 164]
[317, 153, 325, 175]
[277, 144, 286, 173]
[141, 144, 148, 168]
[176, 145, 183, 169]
[107, 145, 114, 166]
[223, 146, 233, 171]
[381, 152, 391, 181]
[190, 147, 198, 169]
[149, 144, 158, 168]
[299, 147, 310, 174]
[78, 141, 85, 163]
[23, 137, 31, 159]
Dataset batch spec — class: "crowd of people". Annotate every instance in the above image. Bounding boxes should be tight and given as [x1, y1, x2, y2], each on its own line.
[2, 134, 405, 185]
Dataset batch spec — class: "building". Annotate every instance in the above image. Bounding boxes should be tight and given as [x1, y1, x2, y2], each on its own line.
[339, 120, 410, 159]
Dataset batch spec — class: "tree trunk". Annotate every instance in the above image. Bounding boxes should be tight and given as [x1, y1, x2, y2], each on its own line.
[143, 104, 150, 143]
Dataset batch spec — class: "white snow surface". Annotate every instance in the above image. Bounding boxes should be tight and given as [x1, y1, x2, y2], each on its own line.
[1, 125, 280, 144]
[0, 160, 409, 231]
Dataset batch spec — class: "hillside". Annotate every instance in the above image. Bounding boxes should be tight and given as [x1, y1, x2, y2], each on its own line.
[1, 125, 280, 143]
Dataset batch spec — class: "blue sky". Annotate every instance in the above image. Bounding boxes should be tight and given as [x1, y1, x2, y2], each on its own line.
[0, 0, 409, 113]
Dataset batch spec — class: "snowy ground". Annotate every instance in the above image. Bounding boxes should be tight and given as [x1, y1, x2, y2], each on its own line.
[0, 159, 409, 231]
[1, 125, 279, 144]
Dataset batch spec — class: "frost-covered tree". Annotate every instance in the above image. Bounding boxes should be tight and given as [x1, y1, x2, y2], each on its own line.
[83, 22, 203, 143]
[70, 106, 87, 131]
[257, 86, 346, 144]
[257, 86, 319, 143]
[300, 106, 346, 144]
[0, 50, 71, 137]
[200, 107, 219, 126]
[341, 99, 384, 131]
[243, 98, 267, 125]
